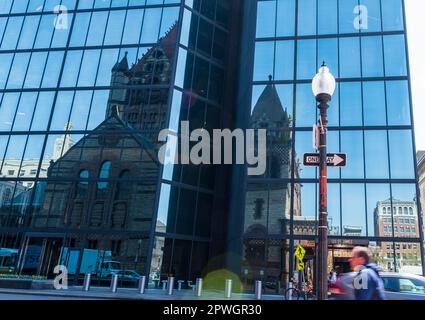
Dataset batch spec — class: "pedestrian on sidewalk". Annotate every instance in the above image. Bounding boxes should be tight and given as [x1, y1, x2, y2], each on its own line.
[349, 246, 385, 300]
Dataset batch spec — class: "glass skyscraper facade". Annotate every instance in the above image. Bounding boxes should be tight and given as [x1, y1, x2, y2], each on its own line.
[0, 0, 423, 294]
[228, 0, 424, 293]
[0, 0, 239, 286]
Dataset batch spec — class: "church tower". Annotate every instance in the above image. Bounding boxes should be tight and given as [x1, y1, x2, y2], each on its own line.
[106, 52, 130, 118]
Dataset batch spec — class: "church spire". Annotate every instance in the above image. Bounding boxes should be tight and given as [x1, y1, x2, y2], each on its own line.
[112, 51, 129, 72]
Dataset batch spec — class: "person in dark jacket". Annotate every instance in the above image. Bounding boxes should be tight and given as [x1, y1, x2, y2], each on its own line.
[350, 246, 385, 300]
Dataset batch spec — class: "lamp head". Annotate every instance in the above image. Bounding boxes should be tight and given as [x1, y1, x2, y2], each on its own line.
[312, 62, 336, 102]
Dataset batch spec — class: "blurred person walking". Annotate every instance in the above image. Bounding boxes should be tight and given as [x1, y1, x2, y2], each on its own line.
[350, 247, 385, 300]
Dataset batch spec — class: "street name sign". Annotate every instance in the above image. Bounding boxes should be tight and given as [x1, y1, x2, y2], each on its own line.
[303, 153, 347, 167]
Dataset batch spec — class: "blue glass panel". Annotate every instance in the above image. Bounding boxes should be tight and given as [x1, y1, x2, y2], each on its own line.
[364, 131, 389, 179]
[361, 36, 384, 77]
[277, 0, 295, 36]
[340, 82, 362, 126]
[382, 0, 404, 31]
[318, 0, 337, 35]
[388, 130, 415, 179]
[339, 37, 361, 78]
[275, 41, 294, 80]
[363, 81, 386, 126]
[254, 41, 274, 81]
[366, 184, 391, 237]
[296, 39, 316, 80]
[256, 0, 276, 38]
[384, 35, 407, 76]
[386, 81, 411, 126]
[298, 0, 316, 36]
[295, 83, 316, 127]
[318, 38, 339, 76]
[342, 184, 366, 237]
[341, 131, 364, 179]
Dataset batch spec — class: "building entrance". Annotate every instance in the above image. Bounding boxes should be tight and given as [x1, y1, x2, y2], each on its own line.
[16, 234, 65, 278]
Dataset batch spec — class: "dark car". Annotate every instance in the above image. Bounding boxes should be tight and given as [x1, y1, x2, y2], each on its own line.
[111, 270, 142, 282]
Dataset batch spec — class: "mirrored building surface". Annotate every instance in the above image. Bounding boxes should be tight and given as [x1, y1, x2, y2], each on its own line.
[229, 0, 424, 293]
[0, 0, 423, 293]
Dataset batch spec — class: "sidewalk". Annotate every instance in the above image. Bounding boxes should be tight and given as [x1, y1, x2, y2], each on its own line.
[0, 286, 286, 300]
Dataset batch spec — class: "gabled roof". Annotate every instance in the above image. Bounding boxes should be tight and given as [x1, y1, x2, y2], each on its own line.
[53, 110, 160, 166]
[112, 51, 129, 72]
[128, 23, 178, 74]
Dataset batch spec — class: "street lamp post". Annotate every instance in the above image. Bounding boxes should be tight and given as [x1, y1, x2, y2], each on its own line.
[312, 62, 336, 301]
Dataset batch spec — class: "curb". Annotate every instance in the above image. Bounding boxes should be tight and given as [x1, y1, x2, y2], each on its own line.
[0, 289, 141, 300]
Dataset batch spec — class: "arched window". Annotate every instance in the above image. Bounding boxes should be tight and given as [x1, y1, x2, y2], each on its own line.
[404, 207, 408, 215]
[383, 207, 386, 215]
[114, 170, 131, 201]
[97, 161, 112, 190]
[96, 161, 112, 199]
[77, 170, 89, 198]
[409, 207, 413, 215]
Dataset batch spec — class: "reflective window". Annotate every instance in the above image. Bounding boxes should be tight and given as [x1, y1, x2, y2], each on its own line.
[384, 35, 407, 76]
[363, 81, 386, 126]
[364, 131, 389, 179]
[388, 130, 415, 179]
[318, 0, 337, 35]
[298, 0, 316, 36]
[339, 37, 361, 78]
[342, 184, 366, 237]
[294, 183, 317, 236]
[366, 184, 391, 237]
[382, 0, 404, 31]
[341, 131, 364, 179]
[340, 82, 362, 126]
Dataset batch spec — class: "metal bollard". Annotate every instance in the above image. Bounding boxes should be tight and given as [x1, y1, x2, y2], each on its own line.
[224, 279, 232, 299]
[111, 274, 119, 293]
[138, 276, 146, 294]
[255, 280, 262, 300]
[167, 277, 175, 296]
[83, 273, 91, 291]
[195, 278, 203, 297]
[177, 280, 184, 291]
[288, 282, 293, 301]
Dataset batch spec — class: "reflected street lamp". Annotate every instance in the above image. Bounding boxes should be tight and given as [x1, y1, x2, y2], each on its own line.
[312, 62, 336, 301]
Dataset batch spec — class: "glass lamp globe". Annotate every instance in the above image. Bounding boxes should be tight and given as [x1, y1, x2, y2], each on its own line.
[312, 63, 336, 99]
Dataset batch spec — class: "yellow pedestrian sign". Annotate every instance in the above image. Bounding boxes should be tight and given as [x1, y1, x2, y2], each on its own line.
[297, 261, 305, 271]
[295, 245, 306, 261]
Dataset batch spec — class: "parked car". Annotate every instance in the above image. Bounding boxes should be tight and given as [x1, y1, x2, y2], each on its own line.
[111, 270, 142, 282]
[331, 272, 425, 300]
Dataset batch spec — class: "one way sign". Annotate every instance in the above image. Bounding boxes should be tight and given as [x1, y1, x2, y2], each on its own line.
[303, 153, 347, 167]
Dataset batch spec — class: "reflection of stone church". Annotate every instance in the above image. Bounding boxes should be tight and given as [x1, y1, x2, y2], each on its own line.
[245, 79, 299, 236]
[29, 25, 178, 272]
[243, 78, 305, 286]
